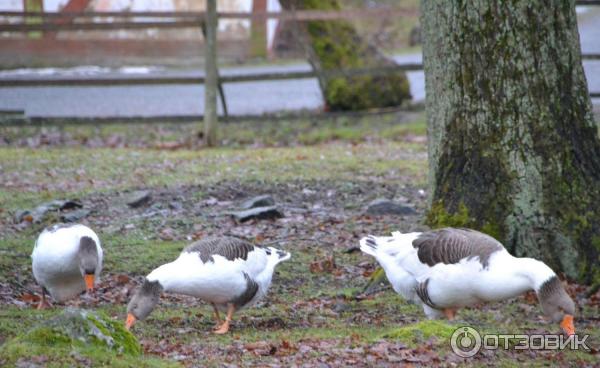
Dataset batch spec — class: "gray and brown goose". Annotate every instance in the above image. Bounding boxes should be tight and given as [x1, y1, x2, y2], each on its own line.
[31, 223, 103, 309]
[360, 227, 576, 336]
[126, 236, 291, 334]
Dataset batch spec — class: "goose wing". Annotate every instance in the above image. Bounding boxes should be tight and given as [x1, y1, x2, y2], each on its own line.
[412, 228, 504, 268]
[183, 236, 268, 276]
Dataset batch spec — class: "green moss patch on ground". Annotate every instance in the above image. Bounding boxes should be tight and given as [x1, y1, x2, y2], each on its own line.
[384, 320, 455, 347]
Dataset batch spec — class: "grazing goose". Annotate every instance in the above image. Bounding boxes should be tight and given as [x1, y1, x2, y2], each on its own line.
[31, 223, 103, 309]
[126, 236, 291, 334]
[360, 227, 576, 336]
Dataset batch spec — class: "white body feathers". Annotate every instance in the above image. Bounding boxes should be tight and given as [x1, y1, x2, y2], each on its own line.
[147, 246, 291, 309]
[31, 224, 103, 302]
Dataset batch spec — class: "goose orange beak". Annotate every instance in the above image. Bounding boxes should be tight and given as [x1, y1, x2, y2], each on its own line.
[84, 274, 95, 291]
[560, 314, 575, 336]
[125, 313, 137, 330]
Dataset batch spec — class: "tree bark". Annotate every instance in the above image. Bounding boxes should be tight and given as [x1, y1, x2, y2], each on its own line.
[422, 0, 600, 282]
[279, 0, 411, 111]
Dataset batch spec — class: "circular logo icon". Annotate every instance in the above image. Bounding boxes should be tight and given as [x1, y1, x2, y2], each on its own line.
[450, 326, 482, 358]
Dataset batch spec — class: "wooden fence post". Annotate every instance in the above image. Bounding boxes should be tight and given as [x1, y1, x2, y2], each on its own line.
[203, 0, 218, 147]
[23, 0, 44, 39]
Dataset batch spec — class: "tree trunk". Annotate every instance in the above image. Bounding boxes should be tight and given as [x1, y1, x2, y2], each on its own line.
[279, 0, 411, 111]
[421, 0, 600, 282]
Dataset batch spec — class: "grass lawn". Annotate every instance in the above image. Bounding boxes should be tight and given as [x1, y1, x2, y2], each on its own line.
[0, 112, 598, 367]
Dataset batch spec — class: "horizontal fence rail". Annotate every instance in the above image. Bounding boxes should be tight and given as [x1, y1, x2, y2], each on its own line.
[0, 64, 424, 87]
[0, 21, 202, 32]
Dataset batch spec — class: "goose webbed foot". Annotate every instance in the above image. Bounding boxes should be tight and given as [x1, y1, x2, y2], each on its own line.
[36, 289, 52, 309]
[444, 308, 457, 320]
[213, 303, 235, 334]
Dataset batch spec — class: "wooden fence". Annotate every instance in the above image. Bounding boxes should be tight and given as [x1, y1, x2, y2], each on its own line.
[0, 1, 599, 132]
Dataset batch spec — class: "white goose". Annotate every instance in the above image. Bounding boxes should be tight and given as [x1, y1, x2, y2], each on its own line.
[360, 227, 576, 336]
[126, 236, 291, 334]
[31, 223, 103, 309]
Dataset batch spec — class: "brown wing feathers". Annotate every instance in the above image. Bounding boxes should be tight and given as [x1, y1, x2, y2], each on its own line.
[184, 237, 259, 263]
[412, 228, 503, 268]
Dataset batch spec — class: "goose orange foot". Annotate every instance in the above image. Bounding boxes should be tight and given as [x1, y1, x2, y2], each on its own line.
[36, 300, 51, 309]
[213, 321, 230, 334]
[213, 303, 235, 334]
[36, 294, 52, 310]
[444, 308, 457, 320]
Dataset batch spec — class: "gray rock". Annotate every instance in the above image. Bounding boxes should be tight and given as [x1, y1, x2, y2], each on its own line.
[13, 210, 31, 224]
[332, 301, 351, 313]
[15, 200, 83, 223]
[366, 198, 417, 216]
[125, 190, 152, 208]
[232, 206, 283, 222]
[240, 195, 275, 209]
[61, 209, 91, 223]
[168, 201, 183, 210]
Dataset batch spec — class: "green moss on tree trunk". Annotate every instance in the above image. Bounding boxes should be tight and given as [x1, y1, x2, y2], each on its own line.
[279, 0, 411, 111]
[422, 0, 600, 282]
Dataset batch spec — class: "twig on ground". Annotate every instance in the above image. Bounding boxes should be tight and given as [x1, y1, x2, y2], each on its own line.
[354, 284, 392, 300]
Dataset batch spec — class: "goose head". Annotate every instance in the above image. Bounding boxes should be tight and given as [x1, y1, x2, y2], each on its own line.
[78, 236, 99, 291]
[126, 279, 163, 330]
[537, 276, 576, 336]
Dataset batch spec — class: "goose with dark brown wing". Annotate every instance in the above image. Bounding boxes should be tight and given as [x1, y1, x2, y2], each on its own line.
[360, 228, 576, 336]
[126, 236, 291, 334]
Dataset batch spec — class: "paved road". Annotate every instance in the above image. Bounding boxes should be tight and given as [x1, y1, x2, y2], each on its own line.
[0, 9, 598, 118]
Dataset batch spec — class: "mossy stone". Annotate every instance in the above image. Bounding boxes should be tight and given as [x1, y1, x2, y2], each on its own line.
[7, 308, 141, 356]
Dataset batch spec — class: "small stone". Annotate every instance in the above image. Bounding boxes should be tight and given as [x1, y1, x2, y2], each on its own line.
[240, 195, 275, 209]
[56, 200, 83, 211]
[231, 206, 283, 222]
[61, 209, 91, 223]
[125, 190, 152, 208]
[332, 302, 351, 313]
[13, 210, 31, 224]
[168, 201, 183, 210]
[15, 200, 83, 224]
[302, 188, 316, 195]
[203, 197, 218, 206]
[159, 227, 176, 241]
[366, 198, 417, 216]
